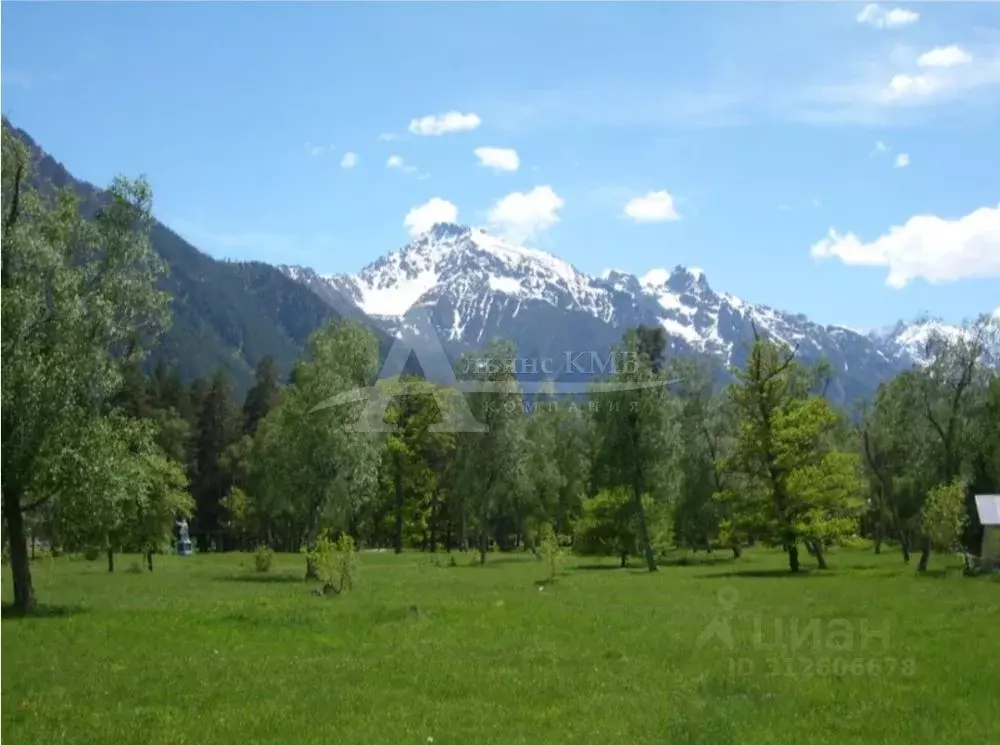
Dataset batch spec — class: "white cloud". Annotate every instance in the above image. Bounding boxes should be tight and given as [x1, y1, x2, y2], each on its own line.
[810, 204, 1000, 288]
[409, 111, 481, 136]
[487, 186, 564, 242]
[474, 147, 520, 172]
[377, 132, 399, 141]
[874, 140, 889, 153]
[404, 198, 459, 237]
[623, 190, 681, 223]
[894, 152, 910, 168]
[340, 151, 358, 169]
[856, 4, 919, 29]
[918, 45, 972, 69]
[386, 155, 417, 174]
[885, 73, 942, 100]
[875, 48, 1000, 106]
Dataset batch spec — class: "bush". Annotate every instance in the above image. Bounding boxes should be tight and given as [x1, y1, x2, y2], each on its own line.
[538, 523, 564, 582]
[836, 534, 871, 550]
[83, 547, 101, 561]
[308, 533, 359, 594]
[253, 545, 275, 573]
[126, 561, 143, 574]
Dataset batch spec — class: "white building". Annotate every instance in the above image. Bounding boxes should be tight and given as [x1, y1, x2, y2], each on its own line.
[974, 495, 1000, 570]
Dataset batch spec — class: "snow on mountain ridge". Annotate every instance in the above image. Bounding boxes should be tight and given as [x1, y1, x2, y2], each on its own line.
[320, 223, 617, 323]
[278, 224, 984, 382]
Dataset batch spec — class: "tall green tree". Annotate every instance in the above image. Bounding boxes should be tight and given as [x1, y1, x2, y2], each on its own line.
[590, 329, 681, 572]
[2, 127, 169, 610]
[243, 355, 282, 436]
[722, 330, 863, 572]
[190, 369, 241, 550]
[381, 377, 455, 553]
[248, 321, 382, 574]
[453, 339, 530, 565]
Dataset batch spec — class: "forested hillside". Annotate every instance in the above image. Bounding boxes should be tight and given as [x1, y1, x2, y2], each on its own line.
[3, 118, 390, 395]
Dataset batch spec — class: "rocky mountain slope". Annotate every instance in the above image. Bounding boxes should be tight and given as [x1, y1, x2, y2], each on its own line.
[281, 223, 996, 405]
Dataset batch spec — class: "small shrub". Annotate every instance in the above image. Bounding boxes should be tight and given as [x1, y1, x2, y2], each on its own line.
[126, 561, 143, 574]
[836, 534, 871, 550]
[253, 545, 275, 573]
[83, 547, 101, 561]
[309, 533, 359, 594]
[538, 523, 564, 582]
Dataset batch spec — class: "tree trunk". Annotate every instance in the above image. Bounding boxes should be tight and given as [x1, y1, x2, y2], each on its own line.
[107, 547, 115, 573]
[428, 498, 438, 552]
[732, 545, 742, 559]
[874, 540, 882, 555]
[812, 541, 828, 569]
[393, 455, 404, 555]
[305, 554, 320, 580]
[619, 551, 628, 568]
[631, 473, 657, 573]
[146, 550, 154, 572]
[917, 536, 931, 573]
[479, 529, 488, 566]
[3, 488, 36, 612]
[788, 542, 800, 573]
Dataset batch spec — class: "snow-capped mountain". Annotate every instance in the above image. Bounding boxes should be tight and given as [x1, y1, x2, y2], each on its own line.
[279, 223, 995, 404]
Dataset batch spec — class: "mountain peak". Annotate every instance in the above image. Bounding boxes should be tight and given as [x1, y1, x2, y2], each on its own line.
[428, 222, 471, 241]
[640, 264, 711, 294]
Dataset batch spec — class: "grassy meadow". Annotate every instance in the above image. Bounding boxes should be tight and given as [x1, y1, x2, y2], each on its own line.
[3, 546, 999, 745]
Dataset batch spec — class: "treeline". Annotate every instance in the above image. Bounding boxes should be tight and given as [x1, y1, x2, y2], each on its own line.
[3, 126, 999, 615]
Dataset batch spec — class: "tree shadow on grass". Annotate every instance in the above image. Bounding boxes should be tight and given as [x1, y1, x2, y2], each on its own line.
[215, 572, 303, 584]
[700, 568, 836, 579]
[2, 603, 88, 620]
[573, 563, 625, 571]
[658, 555, 736, 567]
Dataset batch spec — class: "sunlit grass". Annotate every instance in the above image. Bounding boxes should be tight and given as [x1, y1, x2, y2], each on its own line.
[3, 546, 999, 745]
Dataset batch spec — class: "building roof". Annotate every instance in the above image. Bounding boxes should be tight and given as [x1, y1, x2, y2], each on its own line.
[975, 495, 1000, 526]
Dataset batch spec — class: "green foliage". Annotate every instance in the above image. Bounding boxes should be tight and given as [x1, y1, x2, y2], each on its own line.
[307, 533, 360, 593]
[574, 489, 637, 563]
[537, 522, 564, 581]
[2, 124, 171, 607]
[221, 486, 254, 549]
[453, 339, 531, 564]
[921, 479, 968, 552]
[253, 545, 275, 573]
[589, 332, 682, 571]
[722, 334, 864, 570]
[248, 321, 383, 556]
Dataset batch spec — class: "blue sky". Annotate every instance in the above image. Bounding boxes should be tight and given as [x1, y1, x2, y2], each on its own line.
[3, 1, 998, 329]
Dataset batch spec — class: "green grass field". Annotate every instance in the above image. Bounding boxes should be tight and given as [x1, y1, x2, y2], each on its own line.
[3, 547, 999, 745]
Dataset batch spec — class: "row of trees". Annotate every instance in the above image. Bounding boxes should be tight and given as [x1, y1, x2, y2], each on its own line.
[4, 122, 998, 613]
[168, 310, 999, 579]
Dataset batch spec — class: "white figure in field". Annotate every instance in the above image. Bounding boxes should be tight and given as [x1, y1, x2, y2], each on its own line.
[177, 519, 190, 543]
